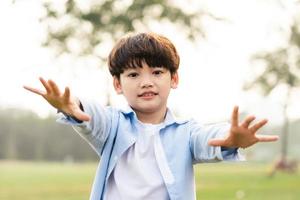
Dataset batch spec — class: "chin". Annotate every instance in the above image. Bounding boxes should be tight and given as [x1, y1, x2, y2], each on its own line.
[136, 107, 156, 113]
[134, 104, 161, 113]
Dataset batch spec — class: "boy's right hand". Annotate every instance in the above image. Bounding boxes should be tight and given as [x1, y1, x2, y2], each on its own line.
[23, 77, 90, 122]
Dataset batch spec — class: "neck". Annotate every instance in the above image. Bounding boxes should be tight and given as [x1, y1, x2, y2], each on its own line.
[135, 107, 167, 124]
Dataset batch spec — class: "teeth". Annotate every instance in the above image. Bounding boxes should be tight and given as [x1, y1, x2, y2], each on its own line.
[141, 93, 155, 97]
[143, 93, 153, 96]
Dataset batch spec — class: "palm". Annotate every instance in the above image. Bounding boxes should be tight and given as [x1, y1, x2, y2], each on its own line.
[23, 77, 90, 121]
[209, 106, 278, 148]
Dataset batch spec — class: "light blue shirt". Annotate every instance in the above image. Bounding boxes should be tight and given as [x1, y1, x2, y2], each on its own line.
[57, 99, 241, 200]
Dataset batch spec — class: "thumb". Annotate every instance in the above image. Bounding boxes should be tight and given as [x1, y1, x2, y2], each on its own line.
[73, 110, 91, 122]
[208, 138, 225, 147]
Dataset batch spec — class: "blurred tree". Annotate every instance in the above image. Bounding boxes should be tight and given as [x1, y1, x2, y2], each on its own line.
[244, 4, 300, 174]
[0, 108, 98, 161]
[40, 0, 216, 105]
[41, 0, 210, 59]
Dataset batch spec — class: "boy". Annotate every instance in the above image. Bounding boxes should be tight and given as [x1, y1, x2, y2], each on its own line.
[24, 32, 278, 200]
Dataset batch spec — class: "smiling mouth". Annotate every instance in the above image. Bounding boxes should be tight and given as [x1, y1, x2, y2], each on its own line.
[138, 92, 158, 98]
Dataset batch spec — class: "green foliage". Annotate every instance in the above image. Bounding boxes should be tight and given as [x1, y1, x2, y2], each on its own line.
[244, 12, 300, 96]
[40, 0, 208, 60]
[243, 2, 300, 162]
[2, 107, 300, 161]
[0, 108, 97, 161]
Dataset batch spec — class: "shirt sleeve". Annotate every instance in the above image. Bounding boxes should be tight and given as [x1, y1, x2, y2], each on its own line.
[189, 120, 244, 164]
[56, 99, 113, 156]
[57, 100, 85, 123]
[221, 147, 243, 161]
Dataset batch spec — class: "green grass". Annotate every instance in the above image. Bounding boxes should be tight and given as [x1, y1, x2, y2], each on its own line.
[0, 161, 94, 200]
[0, 161, 299, 200]
[195, 162, 299, 200]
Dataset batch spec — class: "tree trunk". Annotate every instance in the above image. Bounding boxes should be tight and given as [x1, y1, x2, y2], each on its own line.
[269, 87, 297, 176]
[281, 94, 289, 163]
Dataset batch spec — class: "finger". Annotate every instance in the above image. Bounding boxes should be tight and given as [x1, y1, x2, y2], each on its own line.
[241, 115, 256, 128]
[23, 85, 46, 96]
[73, 110, 91, 122]
[208, 138, 226, 147]
[39, 77, 52, 94]
[249, 119, 268, 133]
[48, 79, 61, 96]
[231, 106, 239, 127]
[256, 134, 279, 142]
[63, 86, 70, 101]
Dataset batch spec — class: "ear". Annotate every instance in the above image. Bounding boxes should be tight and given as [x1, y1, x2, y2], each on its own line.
[113, 76, 123, 94]
[171, 72, 179, 89]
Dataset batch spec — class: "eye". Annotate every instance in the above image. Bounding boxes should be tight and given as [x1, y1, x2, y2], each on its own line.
[128, 72, 139, 78]
[153, 70, 164, 76]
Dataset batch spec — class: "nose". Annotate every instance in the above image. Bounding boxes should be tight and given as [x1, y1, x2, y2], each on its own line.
[140, 74, 154, 88]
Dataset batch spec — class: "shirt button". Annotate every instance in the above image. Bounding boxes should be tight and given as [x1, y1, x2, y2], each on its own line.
[114, 156, 118, 161]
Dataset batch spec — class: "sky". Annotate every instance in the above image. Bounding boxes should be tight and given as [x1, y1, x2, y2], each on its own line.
[0, 0, 299, 126]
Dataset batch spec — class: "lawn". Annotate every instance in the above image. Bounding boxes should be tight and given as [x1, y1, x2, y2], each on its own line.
[0, 161, 299, 200]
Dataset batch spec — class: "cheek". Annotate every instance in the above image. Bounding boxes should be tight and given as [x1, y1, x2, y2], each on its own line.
[160, 83, 172, 95]
[122, 81, 133, 89]
[121, 84, 136, 96]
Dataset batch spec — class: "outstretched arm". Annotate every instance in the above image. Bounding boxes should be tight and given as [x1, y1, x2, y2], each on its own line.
[208, 106, 279, 148]
[23, 77, 90, 122]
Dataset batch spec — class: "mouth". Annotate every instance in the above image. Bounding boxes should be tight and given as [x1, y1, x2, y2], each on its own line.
[138, 91, 158, 98]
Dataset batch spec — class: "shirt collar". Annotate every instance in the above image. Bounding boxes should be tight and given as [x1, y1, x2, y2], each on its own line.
[120, 105, 188, 127]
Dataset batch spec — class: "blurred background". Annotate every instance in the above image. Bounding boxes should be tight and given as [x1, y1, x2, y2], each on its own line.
[0, 0, 299, 199]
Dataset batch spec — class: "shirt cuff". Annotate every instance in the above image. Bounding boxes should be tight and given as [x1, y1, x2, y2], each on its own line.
[221, 147, 239, 160]
[57, 101, 84, 123]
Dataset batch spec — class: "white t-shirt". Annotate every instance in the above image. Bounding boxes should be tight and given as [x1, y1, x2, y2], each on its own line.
[104, 122, 170, 200]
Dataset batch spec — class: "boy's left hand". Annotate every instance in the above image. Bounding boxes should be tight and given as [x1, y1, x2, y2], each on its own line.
[208, 106, 279, 149]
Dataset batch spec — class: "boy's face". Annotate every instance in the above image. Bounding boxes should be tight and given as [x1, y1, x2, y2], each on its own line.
[113, 62, 178, 116]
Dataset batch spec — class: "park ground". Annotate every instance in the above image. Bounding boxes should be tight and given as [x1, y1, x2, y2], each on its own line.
[0, 161, 299, 200]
